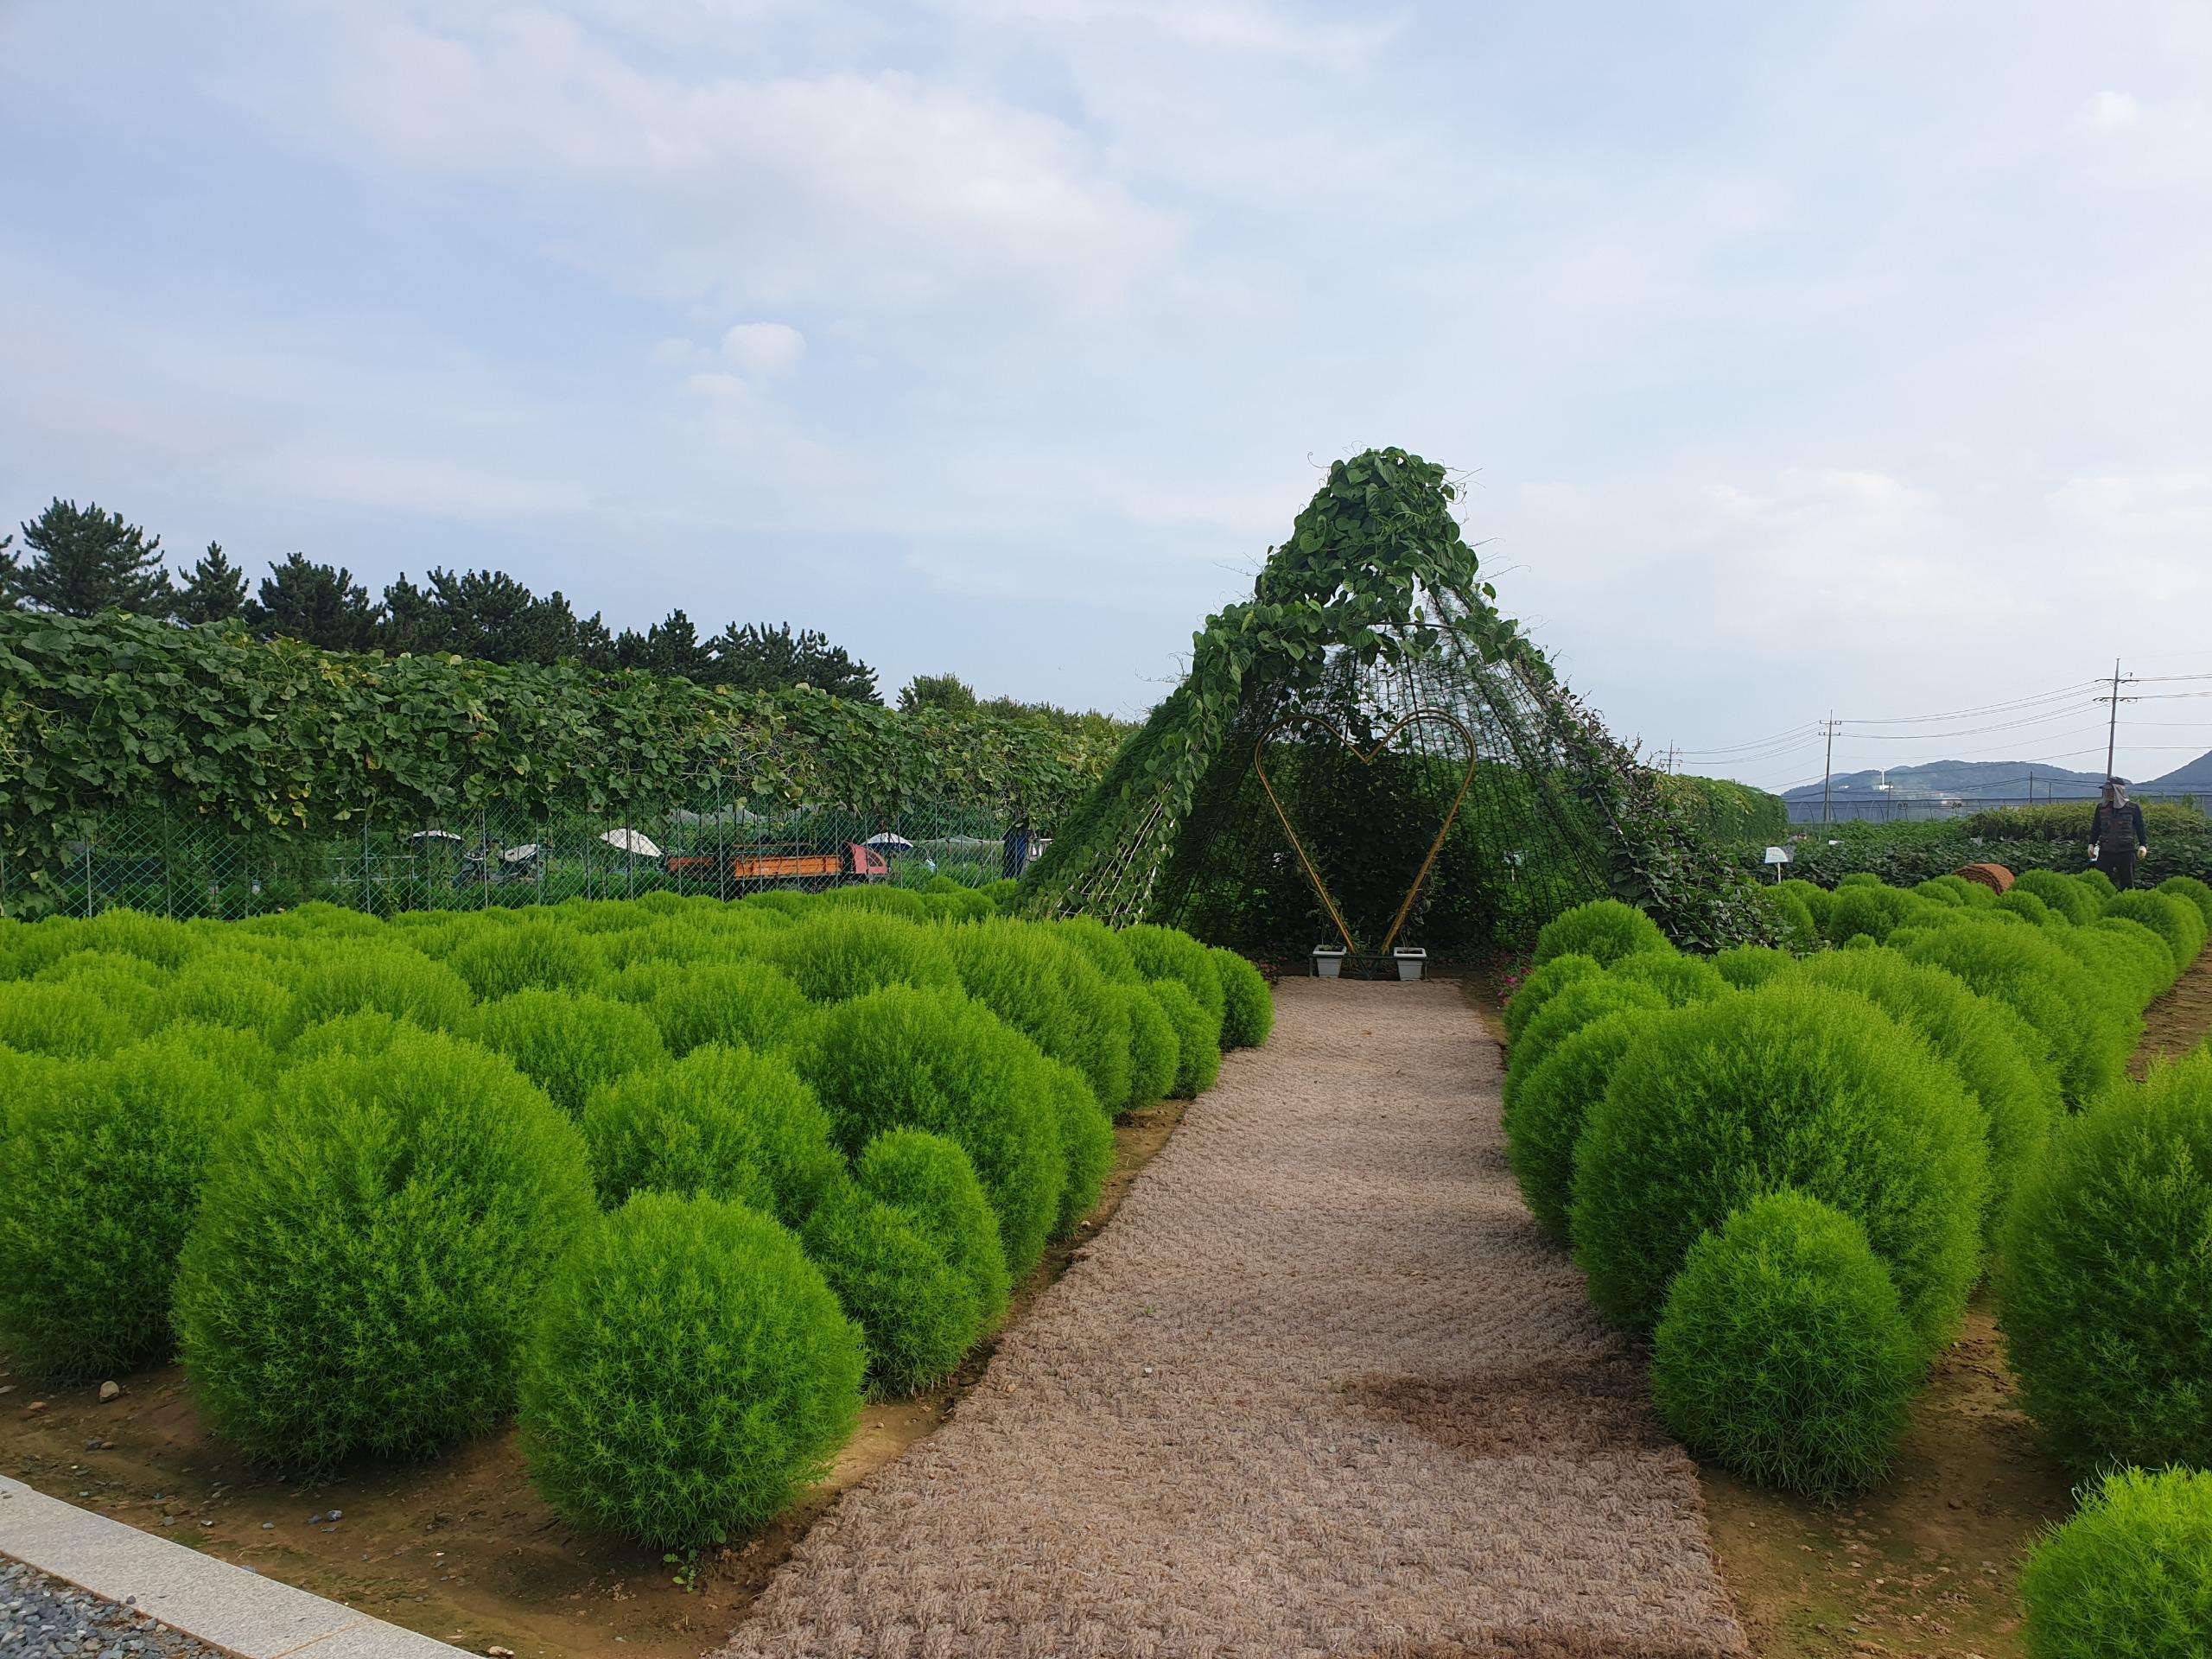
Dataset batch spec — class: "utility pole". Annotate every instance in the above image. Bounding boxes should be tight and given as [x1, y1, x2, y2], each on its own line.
[1821, 714, 1835, 824]
[2105, 658, 2122, 782]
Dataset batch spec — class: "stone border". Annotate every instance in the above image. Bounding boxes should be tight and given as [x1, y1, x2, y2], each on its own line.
[0, 1476, 472, 1659]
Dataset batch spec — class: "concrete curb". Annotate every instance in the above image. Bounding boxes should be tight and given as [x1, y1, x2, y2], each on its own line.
[0, 1476, 474, 1659]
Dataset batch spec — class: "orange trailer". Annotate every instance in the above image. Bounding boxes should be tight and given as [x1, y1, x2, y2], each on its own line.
[664, 841, 890, 889]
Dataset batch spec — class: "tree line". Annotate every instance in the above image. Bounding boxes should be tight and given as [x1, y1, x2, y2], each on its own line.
[0, 498, 881, 701]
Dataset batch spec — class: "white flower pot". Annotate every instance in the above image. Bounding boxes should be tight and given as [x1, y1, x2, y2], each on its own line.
[1312, 946, 1348, 979]
[1393, 947, 1427, 982]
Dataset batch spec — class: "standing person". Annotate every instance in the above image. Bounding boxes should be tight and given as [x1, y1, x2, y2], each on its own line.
[1002, 815, 1032, 881]
[2088, 779, 2150, 891]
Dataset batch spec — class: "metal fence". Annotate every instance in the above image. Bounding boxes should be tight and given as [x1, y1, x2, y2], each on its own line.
[1, 791, 1033, 922]
[1785, 791, 2202, 825]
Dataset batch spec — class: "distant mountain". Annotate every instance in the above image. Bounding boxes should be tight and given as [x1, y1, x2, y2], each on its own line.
[1779, 760, 2107, 803]
[2145, 749, 2212, 793]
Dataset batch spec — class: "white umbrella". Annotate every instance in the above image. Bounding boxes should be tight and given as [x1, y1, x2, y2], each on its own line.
[862, 832, 915, 851]
[600, 828, 663, 857]
[408, 829, 465, 846]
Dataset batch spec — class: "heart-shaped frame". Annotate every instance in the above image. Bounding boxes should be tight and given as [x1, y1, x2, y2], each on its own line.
[1250, 707, 1480, 959]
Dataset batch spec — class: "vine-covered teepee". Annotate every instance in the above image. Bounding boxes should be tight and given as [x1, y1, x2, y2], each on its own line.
[1021, 449, 1770, 957]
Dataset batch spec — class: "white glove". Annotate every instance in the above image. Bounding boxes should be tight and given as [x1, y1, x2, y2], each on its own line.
[2088, 844, 2099, 859]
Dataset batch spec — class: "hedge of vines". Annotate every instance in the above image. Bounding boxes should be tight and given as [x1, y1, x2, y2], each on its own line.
[0, 610, 1120, 892]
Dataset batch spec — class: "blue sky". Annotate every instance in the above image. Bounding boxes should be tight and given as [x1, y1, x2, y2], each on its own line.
[4, 1, 2209, 791]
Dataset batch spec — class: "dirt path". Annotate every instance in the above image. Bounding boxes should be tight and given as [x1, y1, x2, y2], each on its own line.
[718, 978, 1749, 1659]
[2132, 948, 2212, 1077]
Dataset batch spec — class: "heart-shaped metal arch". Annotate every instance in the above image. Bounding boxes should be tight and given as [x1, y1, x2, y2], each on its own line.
[1250, 707, 1481, 960]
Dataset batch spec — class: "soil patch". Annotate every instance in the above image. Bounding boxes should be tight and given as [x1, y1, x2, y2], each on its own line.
[2132, 947, 2212, 1077]
[0, 1099, 1185, 1659]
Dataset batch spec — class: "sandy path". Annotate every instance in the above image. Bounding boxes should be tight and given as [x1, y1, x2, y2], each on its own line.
[718, 979, 1748, 1659]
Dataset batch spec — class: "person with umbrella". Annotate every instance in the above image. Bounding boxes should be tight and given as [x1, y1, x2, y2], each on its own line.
[2088, 779, 2150, 891]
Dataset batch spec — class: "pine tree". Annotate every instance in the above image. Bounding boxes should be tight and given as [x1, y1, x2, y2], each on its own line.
[175, 542, 249, 625]
[705, 622, 880, 702]
[246, 553, 380, 652]
[899, 671, 979, 715]
[0, 534, 17, 608]
[13, 499, 173, 617]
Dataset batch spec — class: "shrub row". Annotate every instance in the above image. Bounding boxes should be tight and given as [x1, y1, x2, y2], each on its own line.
[0, 893, 1272, 1548]
[1503, 871, 2206, 1502]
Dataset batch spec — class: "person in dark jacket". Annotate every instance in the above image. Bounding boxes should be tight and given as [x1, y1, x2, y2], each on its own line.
[2089, 779, 2150, 891]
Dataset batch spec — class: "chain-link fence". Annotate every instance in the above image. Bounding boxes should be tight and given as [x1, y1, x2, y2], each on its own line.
[1, 786, 1035, 922]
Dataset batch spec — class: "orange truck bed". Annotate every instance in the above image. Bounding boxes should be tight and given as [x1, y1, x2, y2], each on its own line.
[663, 842, 889, 885]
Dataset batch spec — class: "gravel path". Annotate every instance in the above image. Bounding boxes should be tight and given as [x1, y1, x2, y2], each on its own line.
[718, 978, 1749, 1659]
[0, 1557, 219, 1659]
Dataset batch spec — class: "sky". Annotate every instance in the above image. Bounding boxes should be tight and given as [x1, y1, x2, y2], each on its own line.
[3, 1, 2209, 792]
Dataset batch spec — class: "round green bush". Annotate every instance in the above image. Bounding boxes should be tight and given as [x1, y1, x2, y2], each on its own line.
[448, 919, 597, 1002]
[279, 946, 473, 1043]
[1211, 948, 1274, 1049]
[793, 987, 1065, 1276]
[283, 1009, 414, 1063]
[1995, 888, 2056, 927]
[1508, 975, 1669, 1094]
[1531, 899, 1671, 969]
[1713, 946, 1796, 990]
[1117, 982, 1179, 1111]
[1571, 981, 1986, 1353]
[77, 909, 201, 969]
[1147, 978, 1221, 1099]
[1057, 917, 1142, 984]
[463, 988, 665, 1116]
[581, 1045, 842, 1227]
[1608, 951, 1730, 1007]
[32, 952, 163, 1033]
[149, 1020, 277, 1085]
[1836, 872, 1883, 889]
[518, 1193, 862, 1547]
[1041, 1058, 1115, 1240]
[944, 923, 1130, 1115]
[802, 1176, 980, 1396]
[1763, 887, 1820, 950]
[641, 959, 810, 1057]
[0, 981, 133, 1058]
[174, 1029, 596, 1465]
[2020, 1467, 2212, 1659]
[2090, 917, 2184, 1000]
[1122, 925, 1225, 1024]
[1503, 1007, 1657, 1243]
[2013, 869, 2103, 925]
[1898, 921, 2127, 1105]
[1779, 879, 1835, 931]
[0, 1033, 237, 1379]
[1649, 1192, 1918, 1497]
[158, 952, 294, 1035]
[1912, 877, 1967, 908]
[855, 1129, 1009, 1330]
[1999, 1050, 2212, 1471]
[2108, 891, 2205, 978]
[758, 911, 960, 1004]
[1798, 949, 2057, 1245]
[1503, 953, 1603, 1045]
[2077, 868, 2117, 899]
[2157, 874, 2212, 934]
[0, 1044, 71, 1138]
[1823, 883, 1928, 946]
[822, 885, 931, 921]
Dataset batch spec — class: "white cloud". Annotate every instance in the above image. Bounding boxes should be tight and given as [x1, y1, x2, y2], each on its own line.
[2085, 89, 2142, 129]
[720, 322, 804, 381]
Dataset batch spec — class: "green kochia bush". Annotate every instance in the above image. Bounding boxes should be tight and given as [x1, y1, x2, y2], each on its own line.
[1503, 953, 1604, 1044]
[1898, 921, 2132, 1105]
[2013, 869, 2102, 925]
[1507, 975, 1669, 1091]
[1503, 1008, 1656, 1243]
[448, 919, 597, 1001]
[463, 988, 665, 1116]
[2158, 874, 2212, 933]
[174, 1030, 596, 1465]
[1713, 946, 1796, 990]
[802, 1177, 981, 1395]
[1572, 982, 1986, 1355]
[0, 981, 133, 1058]
[1211, 948, 1274, 1049]
[1040, 1058, 1115, 1239]
[944, 923, 1129, 1115]
[795, 987, 1065, 1276]
[518, 1193, 863, 1548]
[1649, 1192, 1918, 1497]
[0, 1032, 238, 1379]
[759, 911, 960, 1004]
[1531, 899, 1671, 969]
[158, 952, 294, 1034]
[2107, 890, 2206, 980]
[2019, 1467, 2212, 1659]
[645, 961, 810, 1057]
[280, 947, 472, 1043]
[1122, 925, 1225, 1026]
[1147, 978, 1221, 1099]
[855, 1129, 1009, 1331]
[1999, 1051, 2212, 1471]
[1608, 950, 1730, 1007]
[581, 1045, 842, 1227]
[1116, 983, 1179, 1111]
[1797, 949, 2058, 1245]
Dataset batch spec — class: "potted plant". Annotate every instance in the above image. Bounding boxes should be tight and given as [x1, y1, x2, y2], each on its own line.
[1311, 944, 1348, 978]
[1392, 946, 1427, 982]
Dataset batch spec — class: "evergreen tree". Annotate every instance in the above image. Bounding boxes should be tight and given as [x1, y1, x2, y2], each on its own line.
[12, 499, 172, 617]
[246, 553, 380, 652]
[899, 671, 979, 715]
[704, 621, 880, 702]
[378, 573, 436, 653]
[614, 608, 707, 678]
[0, 534, 16, 609]
[174, 542, 249, 625]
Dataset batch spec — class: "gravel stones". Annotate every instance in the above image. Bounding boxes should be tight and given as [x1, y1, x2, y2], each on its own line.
[0, 1555, 221, 1659]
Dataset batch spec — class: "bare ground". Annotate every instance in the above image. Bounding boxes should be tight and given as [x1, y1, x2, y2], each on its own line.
[717, 978, 1749, 1659]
